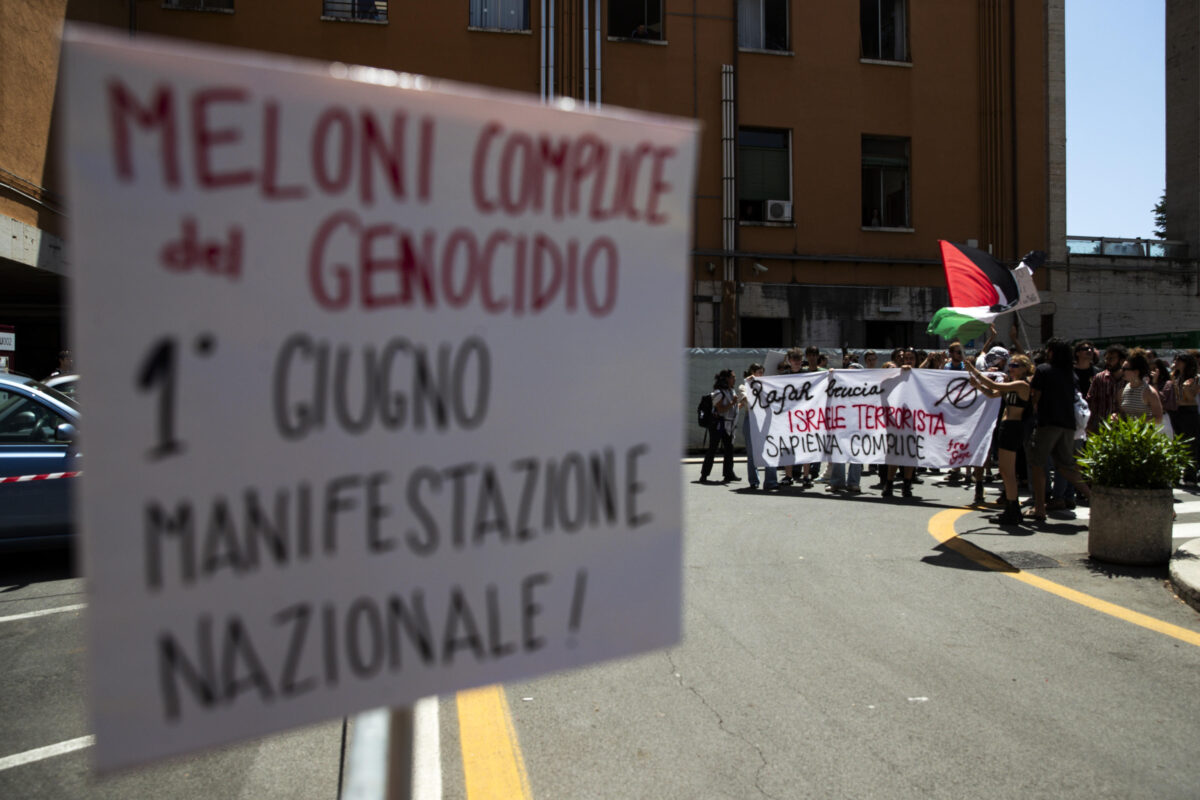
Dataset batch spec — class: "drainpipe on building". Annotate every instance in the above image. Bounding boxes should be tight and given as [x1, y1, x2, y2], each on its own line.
[722, 3, 741, 347]
[583, 0, 590, 104]
[549, 0, 556, 101]
[540, 0, 547, 101]
[595, 0, 602, 108]
[721, 64, 737, 348]
[1009, 0, 1019, 259]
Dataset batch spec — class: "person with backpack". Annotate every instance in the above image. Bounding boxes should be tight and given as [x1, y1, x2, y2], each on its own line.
[699, 369, 739, 484]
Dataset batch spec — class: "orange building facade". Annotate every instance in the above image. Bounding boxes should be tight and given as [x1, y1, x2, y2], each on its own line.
[2, 0, 1063, 370]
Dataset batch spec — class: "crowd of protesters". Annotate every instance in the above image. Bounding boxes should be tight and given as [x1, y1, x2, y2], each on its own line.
[698, 328, 1200, 526]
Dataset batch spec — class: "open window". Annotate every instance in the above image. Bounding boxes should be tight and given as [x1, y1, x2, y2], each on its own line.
[862, 136, 911, 228]
[737, 128, 792, 223]
[470, 0, 530, 30]
[860, 0, 908, 62]
[609, 0, 663, 40]
[738, 0, 789, 52]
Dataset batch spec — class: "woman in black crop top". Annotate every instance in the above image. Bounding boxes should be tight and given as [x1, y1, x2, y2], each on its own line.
[966, 355, 1033, 525]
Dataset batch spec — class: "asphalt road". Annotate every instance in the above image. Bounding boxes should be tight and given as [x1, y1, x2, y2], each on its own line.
[496, 464, 1200, 799]
[0, 549, 345, 800]
[4, 465, 1199, 799]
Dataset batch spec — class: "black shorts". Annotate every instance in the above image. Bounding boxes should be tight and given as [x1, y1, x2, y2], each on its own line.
[996, 419, 1027, 452]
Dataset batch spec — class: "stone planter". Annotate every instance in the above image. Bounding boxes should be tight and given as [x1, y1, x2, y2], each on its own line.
[1087, 485, 1175, 565]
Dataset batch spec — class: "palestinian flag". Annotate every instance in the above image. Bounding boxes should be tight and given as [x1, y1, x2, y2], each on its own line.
[927, 306, 995, 342]
[939, 241, 1019, 308]
[927, 242, 1044, 341]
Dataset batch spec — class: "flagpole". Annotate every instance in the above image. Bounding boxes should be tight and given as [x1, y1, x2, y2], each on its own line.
[1015, 313, 1033, 352]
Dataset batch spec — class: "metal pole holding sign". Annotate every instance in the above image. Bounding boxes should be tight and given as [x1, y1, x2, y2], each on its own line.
[384, 708, 413, 800]
[341, 706, 412, 800]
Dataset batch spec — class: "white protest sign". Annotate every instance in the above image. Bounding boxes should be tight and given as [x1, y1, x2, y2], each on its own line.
[62, 27, 696, 771]
[747, 369, 999, 468]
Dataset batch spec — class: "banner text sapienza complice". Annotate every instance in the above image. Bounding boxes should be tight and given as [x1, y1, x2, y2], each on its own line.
[106, 80, 678, 317]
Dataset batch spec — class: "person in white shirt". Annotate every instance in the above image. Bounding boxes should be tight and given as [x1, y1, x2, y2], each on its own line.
[737, 363, 778, 490]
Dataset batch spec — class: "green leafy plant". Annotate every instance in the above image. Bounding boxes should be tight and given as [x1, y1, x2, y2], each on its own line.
[1077, 416, 1194, 489]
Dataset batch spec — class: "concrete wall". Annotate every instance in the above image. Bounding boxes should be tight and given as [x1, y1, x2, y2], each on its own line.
[736, 281, 948, 349]
[1043, 257, 1200, 342]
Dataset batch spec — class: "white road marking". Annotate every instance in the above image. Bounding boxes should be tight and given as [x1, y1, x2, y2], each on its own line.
[0, 603, 86, 624]
[342, 698, 441, 800]
[0, 735, 94, 772]
[1171, 521, 1200, 540]
[412, 696, 443, 800]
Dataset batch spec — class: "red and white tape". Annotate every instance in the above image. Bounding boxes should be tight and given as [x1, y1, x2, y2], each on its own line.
[0, 471, 81, 484]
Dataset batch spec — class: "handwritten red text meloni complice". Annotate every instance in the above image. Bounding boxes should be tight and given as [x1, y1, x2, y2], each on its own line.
[105, 79, 681, 317]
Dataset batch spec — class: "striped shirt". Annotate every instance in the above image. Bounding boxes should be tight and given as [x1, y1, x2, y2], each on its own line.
[1120, 383, 1153, 419]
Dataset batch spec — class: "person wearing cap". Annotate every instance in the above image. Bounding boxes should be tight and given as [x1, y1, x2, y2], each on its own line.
[976, 345, 1010, 372]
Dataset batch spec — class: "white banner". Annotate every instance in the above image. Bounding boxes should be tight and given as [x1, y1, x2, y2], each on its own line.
[63, 27, 696, 770]
[747, 369, 1000, 468]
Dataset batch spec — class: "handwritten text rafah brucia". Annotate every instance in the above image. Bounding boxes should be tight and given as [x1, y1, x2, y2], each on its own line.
[106, 79, 673, 721]
[750, 377, 949, 460]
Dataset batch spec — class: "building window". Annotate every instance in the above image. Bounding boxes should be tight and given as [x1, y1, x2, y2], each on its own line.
[610, 0, 662, 40]
[738, 128, 792, 223]
[862, 136, 910, 228]
[738, 0, 788, 52]
[163, 0, 234, 10]
[322, 0, 386, 20]
[470, 0, 529, 30]
[860, 0, 908, 61]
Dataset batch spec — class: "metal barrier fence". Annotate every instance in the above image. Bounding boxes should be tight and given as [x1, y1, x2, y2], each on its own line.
[1067, 236, 1189, 259]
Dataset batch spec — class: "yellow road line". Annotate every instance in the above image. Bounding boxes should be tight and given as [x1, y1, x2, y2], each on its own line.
[929, 508, 1200, 648]
[456, 685, 533, 800]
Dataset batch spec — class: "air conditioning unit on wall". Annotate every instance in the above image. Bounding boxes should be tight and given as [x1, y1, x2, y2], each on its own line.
[765, 199, 792, 222]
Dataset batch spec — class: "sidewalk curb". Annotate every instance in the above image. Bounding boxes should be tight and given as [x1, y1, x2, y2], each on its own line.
[1169, 539, 1200, 613]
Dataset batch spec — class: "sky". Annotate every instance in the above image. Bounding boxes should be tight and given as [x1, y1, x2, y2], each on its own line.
[1065, 0, 1165, 239]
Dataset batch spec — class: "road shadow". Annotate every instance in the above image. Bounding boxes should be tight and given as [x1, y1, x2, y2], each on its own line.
[956, 511, 1084, 538]
[955, 521, 1036, 538]
[723, 485, 992, 512]
[1027, 518, 1085, 536]
[920, 541, 1018, 573]
[0, 545, 78, 590]
[1077, 556, 1169, 581]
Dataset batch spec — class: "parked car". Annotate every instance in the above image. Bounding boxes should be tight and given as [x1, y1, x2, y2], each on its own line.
[0, 373, 81, 550]
[44, 373, 79, 400]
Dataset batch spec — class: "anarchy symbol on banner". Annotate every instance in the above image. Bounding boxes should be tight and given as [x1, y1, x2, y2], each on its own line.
[935, 376, 979, 409]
